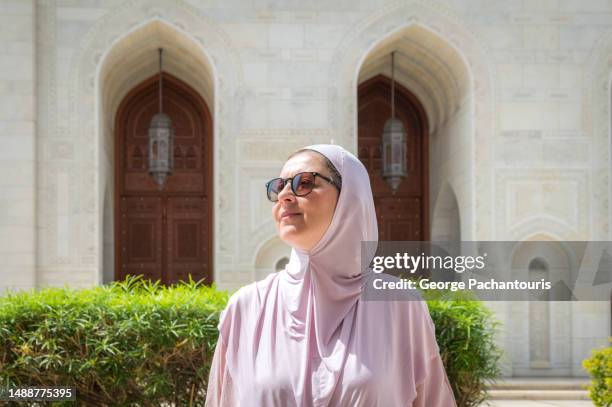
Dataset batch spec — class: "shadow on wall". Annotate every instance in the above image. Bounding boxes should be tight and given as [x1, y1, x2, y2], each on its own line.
[431, 182, 461, 242]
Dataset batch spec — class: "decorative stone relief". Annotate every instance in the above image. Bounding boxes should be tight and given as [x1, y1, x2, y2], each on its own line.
[238, 131, 333, 160]
[495, 169, 589, 241]
[36, 0, 60, 274]
[42, 163, 78, 266]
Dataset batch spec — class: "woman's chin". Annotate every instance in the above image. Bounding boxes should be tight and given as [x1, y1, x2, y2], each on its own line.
[279, 227, 299, 241]
[279, 229, 307, 248]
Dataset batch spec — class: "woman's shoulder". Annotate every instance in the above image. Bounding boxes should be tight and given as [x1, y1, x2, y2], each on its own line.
[217, 272, 280, 340]
[222, 272, 279, 316]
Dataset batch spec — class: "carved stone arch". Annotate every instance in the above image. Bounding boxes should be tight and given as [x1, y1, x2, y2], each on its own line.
[508, 218, 581, 242]
[333, 1, 494, 240]
[510, 233, 582, 291]
[510, 234, 577, 293]
[330, 1, 494, 147]
[71, 0, 244, 284]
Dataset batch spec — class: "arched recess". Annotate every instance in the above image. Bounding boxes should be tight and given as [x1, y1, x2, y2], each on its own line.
[431, 182, 461, 242]
[254, 236, 291, 281]
[528, 257, 551, 368]
[509, 235, 574, 376]
[101, 21, 214, 286]
[357, 23, 471, 241]
[71, 0, 243, 286]
[331, 2, 494, 240]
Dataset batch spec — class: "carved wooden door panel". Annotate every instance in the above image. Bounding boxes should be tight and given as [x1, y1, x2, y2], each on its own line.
[115, 73, 213, 286]
[166, 197, 210, 283]
[120, 197, 163, 282]
[358, 75, 429, 241]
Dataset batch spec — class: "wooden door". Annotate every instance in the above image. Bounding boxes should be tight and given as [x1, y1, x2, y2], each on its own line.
[358, 75, 429, 241]
[115, 73, 213, 286]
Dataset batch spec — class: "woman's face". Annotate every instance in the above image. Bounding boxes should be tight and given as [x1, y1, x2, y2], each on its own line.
[273, 152, 339, 252]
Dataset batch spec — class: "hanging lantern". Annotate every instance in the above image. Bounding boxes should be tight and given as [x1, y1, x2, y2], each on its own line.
[381, 51, 408, 194]
[148, 48, 174, 190]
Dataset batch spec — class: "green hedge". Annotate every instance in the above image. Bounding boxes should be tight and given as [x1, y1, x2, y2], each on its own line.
[582, 337, 612, 407]
[0, 276, 502, 406]
[0, 276, 228, 406]
[424, 290, 503, 407]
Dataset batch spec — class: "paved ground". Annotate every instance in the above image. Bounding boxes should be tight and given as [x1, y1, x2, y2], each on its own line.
[481, 401, 594, 406]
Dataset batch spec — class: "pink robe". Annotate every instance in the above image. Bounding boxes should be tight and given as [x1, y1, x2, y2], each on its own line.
[205, 144, 457, 407]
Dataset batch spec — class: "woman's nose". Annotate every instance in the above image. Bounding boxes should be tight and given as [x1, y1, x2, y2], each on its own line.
[276, 180, 295, 201]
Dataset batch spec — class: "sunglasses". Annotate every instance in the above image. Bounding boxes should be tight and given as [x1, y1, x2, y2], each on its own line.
[265, 172, 340, 202]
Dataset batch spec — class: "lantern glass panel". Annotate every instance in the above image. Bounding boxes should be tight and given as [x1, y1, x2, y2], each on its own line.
[148, 117, 174, 188]
[381, 118, 408, 192]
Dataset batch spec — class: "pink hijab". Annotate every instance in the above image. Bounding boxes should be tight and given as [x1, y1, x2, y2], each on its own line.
[205, 145, 457, 406]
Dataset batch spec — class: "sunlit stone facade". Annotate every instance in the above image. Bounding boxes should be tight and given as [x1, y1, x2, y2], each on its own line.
[1, 0, 610, 377]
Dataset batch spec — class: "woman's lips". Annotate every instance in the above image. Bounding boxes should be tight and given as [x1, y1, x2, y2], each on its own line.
[281, 212, 301, 220]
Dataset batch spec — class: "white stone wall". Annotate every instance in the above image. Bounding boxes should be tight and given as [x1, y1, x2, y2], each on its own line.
[0, 0, 36, 293]
[0, 0, 610, 377]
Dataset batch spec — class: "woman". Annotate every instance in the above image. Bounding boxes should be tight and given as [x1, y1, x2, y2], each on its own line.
[205, 144, 457, 406]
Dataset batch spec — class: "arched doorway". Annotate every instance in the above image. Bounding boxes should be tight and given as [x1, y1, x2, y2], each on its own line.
[358, 75, 429, 241]
[114, 72, 213, 286]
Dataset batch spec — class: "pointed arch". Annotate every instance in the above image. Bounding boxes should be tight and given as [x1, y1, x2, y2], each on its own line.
[340, 3, 492, 240]
[329, 1, 494, 240]
[71, 0, 243, 284]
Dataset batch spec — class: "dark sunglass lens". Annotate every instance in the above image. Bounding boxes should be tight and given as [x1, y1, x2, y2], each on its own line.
[267, 178, 284, 201]
[293, 173, 315, 196]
